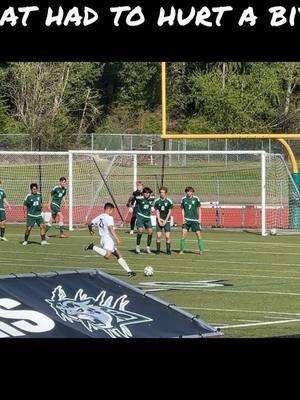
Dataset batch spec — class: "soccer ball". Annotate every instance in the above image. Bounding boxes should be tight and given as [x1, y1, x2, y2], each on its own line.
[270, 228, 277, 236]
[144, 266, 154, 276]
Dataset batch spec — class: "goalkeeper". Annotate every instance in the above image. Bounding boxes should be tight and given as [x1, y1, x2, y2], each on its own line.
[126, 181, 144, 234]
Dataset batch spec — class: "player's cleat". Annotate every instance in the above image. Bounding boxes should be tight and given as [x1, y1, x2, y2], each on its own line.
[156, 251, 160, 255]
[199, 251, 204, 256]
[167, 251, 171, 255]
[0, 237, 8, 241]
[22, 241, 28, 246]
[129, 230, 134, 235]
[59, 233, 68, 238]
[41, 240, 50, 245]
[85, 243, 94, 251]
[179, 251, 184, 255]
[128, 271, 136, 277]
[146, 247, 152, 254]
[135, 245, 141, 254]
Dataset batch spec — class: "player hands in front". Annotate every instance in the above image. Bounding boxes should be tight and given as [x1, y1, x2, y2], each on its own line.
[135, 187, 155, 254]
[179, 186, 205, 256]
[85, 202, 136, 277]
[22, 183, 49, 246]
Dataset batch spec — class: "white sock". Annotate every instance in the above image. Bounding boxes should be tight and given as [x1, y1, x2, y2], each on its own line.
[93, 246, 107, 257]
[118, 257, 131, 273]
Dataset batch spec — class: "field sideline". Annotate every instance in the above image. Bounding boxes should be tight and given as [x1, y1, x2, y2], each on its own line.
[0, 225, 300, 338]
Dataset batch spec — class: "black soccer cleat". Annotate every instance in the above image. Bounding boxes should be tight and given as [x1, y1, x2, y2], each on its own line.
[84, 243, 94, 251]
[128, 271, 136, 277]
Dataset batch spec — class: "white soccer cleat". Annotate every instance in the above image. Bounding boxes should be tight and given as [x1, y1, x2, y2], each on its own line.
[146, 247, 152, 254]
[129, 230, 134, 235]
[0, 237, 8, 241]
[22, 241, 28, 246]
[135, 245, 141, 254]
[41, 240, 50, 245]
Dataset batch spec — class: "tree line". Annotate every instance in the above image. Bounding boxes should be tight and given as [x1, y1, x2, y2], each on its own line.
[0, 62, 299, 149]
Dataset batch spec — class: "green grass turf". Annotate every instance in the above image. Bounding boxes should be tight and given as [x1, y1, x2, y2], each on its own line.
[1, 224, 300, 338]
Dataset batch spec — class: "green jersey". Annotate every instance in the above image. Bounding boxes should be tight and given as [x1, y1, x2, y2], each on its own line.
[24, 193, 43, 217]
[154, 197, 173, 220]
[0, 189, 6, 211]
[135, 195, 155, 219]
[51, 185, 66, 207]
[181, 195, 200, 222]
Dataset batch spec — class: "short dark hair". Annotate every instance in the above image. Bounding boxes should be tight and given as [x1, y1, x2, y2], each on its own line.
[30, 183, 38, 190]
[143, 187, 152, 194]
[104, 202, 115, 210]
[136, 181, 143, 186]
[159, 186, 168, 193]
[60, 177, 66, 182]
[185, 186, 195, 193]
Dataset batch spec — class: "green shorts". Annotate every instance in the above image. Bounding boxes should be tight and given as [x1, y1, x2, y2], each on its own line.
[51, 204, 61, 218]
[0, 210, 6, 221]
[136, 215, 152, 229]
[156, 220, 171, 232]
[182, 221, 201, 232]
[27, 215, 45, 227]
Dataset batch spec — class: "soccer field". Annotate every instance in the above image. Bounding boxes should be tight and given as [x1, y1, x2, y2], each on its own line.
[1, 225, 300, 338]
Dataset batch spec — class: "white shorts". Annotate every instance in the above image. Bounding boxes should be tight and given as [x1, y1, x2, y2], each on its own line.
[100, 236, 117, 252]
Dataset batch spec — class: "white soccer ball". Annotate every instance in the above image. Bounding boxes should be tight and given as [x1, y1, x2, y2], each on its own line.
[270, 228, 277, 236]
[144, 266, 154, 276]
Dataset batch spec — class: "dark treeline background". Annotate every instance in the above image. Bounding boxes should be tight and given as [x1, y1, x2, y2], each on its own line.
[1, 62, 300, 149]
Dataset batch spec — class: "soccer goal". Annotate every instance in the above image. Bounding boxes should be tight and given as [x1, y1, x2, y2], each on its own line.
[0, 150, 299, 235]
[69, 150, 300, 236]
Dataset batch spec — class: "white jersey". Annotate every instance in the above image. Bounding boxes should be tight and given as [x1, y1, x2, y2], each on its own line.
[92, 213, 114, 240]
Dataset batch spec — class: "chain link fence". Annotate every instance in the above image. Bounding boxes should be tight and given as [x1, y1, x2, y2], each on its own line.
[1, 133, 300, 164]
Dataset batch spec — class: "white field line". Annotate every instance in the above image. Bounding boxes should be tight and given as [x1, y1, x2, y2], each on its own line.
[0, 256, 299, 282]
[181, 306, 300, 316]
[218, 318, 300, 329]
[235, 319, 263, 323]
[7, 233, 300, 247]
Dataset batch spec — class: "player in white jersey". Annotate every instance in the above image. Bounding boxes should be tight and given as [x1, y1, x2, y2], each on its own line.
[85, 202, 136, 277]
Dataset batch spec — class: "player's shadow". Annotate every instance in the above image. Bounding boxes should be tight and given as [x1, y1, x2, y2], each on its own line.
[18, 240, 44, 245]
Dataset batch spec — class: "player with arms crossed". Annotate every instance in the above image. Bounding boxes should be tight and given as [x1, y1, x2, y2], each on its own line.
[179, 186, 205, 255]
[154, 186, 173, 255]
[22, 183, 49, 246]
[0, 180, 12, 241]
[45, 177, 68, 238]
[135, 187, 155, 254]
[85, 202, 136, 277]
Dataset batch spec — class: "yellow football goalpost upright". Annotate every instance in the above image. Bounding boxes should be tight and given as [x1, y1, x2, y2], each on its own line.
[160, 61, 300, 229]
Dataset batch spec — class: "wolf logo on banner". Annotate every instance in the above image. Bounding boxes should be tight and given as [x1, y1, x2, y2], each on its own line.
[45, 286, 152, 338]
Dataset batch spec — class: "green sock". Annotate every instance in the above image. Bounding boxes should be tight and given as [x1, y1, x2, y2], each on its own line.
[166, 242, 171, 253]
[25, 233, 29, 241]
[147, 234, 152, 246]
[41, 234, 46, 241]
[180, 239, 186, 251]
[198, 239, 205, 251]
[156, 241, 161, 252]
[137, 233, 142, 245]
[59, 225, 64, 233]
[0, 228, 4, 237]
[45, 225, 51, 232]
